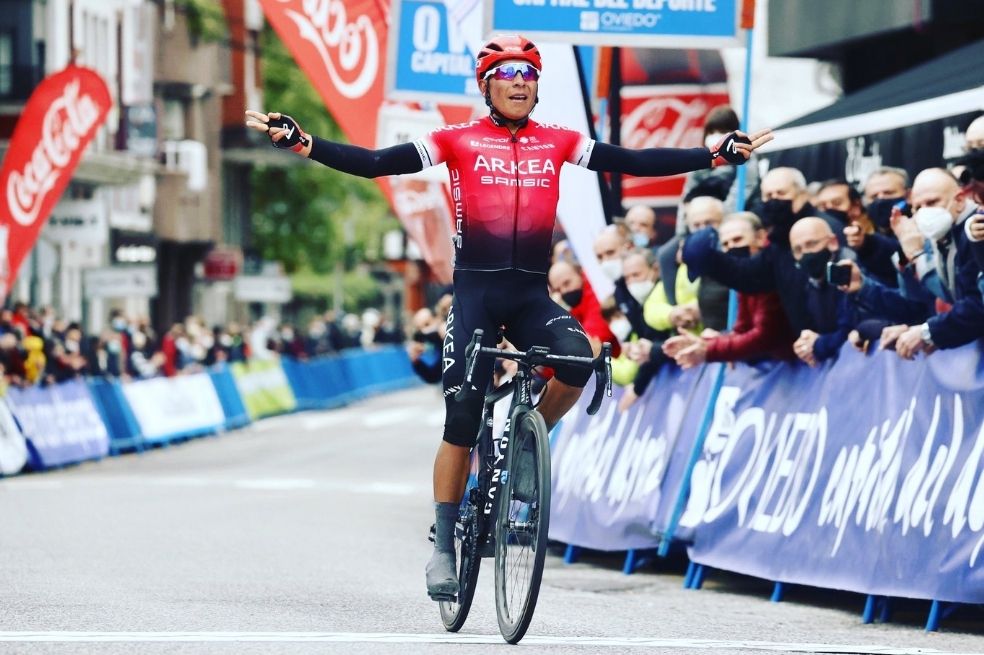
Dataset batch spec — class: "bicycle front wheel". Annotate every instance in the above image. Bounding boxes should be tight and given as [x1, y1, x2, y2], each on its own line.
[439, 503, 481, 631]
[494, 409, 550, 644]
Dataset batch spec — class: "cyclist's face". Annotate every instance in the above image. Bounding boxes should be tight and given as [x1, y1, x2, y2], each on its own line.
[481, 60, 538, 121]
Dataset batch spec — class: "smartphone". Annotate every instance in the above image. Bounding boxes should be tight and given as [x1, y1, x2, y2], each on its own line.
[826, 261, 852, 286]
[893, 200, 913, 217]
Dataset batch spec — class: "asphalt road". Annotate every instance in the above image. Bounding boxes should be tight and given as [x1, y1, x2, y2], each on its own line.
[1, 385, 982, 655]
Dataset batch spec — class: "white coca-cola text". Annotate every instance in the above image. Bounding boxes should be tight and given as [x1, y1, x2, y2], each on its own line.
[280, 0, 379, 100]
[621, 96, 708, 150]
[7, 79, 100, 227]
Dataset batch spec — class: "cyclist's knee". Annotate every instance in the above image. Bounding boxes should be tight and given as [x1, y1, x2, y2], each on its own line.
[552, 334, 593, 388]
[443, 394, 484, 447]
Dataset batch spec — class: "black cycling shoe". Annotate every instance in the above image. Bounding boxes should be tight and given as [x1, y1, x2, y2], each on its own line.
[425, 549, 459, 601]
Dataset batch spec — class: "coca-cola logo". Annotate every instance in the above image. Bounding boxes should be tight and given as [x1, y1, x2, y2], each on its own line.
[621, 96, 709, 150]
[6, 79, 100, 227]
[279, 0, 379, 100]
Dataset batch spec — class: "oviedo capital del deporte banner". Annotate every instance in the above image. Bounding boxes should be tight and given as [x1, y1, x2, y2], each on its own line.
[0, 64, 112, 302]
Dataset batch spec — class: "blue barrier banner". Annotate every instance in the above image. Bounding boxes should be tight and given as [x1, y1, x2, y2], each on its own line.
[685, 344, 984, 604]
[122, 374, 226, 443]
[550, 365, 711, 550]
[488, 0, 743, 48]
[6, 380, 109, 469]
[387, 0, 479, 102]
[0, 398, 27, 475]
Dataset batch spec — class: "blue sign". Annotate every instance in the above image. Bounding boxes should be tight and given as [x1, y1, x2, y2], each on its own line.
[551, 342, 984, 604]
[387, 0, 480, 102]
[488, 0, 743, 48]
[6, 379, 110, 470]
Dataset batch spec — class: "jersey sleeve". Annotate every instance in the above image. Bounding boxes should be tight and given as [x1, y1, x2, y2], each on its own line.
[563, 129, 595, 168]
[413, 128, 452, 169]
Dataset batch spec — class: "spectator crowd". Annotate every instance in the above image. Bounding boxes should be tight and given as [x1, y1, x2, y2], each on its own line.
[406, 108, 984, 413]
[0, 303, 404, 391]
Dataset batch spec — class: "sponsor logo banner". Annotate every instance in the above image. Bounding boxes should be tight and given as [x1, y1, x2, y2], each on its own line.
[554, 343, 984, 603]
[6, 379, 110, 470]
[0, 65, 112, 300]
[488, 0, 742, 48]
[619, 85, 730, 206]
[121, 374, 226, 443]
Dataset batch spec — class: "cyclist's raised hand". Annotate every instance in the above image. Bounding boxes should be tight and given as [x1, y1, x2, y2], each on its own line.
[709, 128, 773, 166]
[245, 110, 312, 157]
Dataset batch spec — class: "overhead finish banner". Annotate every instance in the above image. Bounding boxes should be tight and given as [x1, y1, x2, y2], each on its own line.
[486, 0, 744, 48]
[0, 65, 112, 302]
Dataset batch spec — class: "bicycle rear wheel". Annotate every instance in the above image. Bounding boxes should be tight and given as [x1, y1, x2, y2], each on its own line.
[439, 503, 481, 631]
[494, 409, 550, 644]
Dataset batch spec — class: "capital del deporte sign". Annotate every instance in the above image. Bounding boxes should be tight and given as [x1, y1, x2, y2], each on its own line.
[0, 64, 112, 300]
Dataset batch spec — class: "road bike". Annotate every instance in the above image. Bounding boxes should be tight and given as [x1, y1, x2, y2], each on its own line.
[434, 328, 611, 643]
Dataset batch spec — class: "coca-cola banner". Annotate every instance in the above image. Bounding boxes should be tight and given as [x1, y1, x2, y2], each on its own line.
[619, 84, 730, 207]
[0, 65, 112, 299]
[259, 0, 387, 149]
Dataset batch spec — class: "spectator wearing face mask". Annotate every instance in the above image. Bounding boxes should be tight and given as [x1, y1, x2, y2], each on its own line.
[951, 115, 984, 183]
[663, 212, 795, 368]
[845, 167, 983, 359]
[609, 249, 670, 411]
[592, 225, 657, 341]
[957, 147, 984, 296]
[786, 218, 861, 366]
[625, 204, 658, 250]
[547, 260, 620, 358]
[816, 178, 900, 288]
[682, 168, 844, 338]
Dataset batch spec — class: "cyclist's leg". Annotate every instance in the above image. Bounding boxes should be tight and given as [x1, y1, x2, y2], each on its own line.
[427, 283, 497, 599]
[505, 293, 593, 430]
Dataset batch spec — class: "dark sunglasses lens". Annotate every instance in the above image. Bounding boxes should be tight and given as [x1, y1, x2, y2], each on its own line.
[493, 64, 538, 81]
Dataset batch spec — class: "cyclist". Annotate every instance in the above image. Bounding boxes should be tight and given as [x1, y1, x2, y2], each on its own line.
[245, 35, 772, 600]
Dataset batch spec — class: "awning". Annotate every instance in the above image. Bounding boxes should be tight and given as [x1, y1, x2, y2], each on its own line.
[762, 39, 984, 154]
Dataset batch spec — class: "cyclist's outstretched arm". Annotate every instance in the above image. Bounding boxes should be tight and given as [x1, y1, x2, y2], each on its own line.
[245, 110, 423, 178]
[587, 128, 773, 177]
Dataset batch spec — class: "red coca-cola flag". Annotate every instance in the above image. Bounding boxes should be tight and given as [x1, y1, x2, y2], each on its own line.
[0, 64, 112, 300]
[259, 0, 387, 149]
[619, 85, 731, 206]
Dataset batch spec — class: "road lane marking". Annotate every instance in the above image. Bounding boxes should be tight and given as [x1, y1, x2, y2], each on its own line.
[0, 632, 974, 653]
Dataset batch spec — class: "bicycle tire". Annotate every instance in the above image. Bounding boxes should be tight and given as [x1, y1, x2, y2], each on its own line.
[494, 409, 550, 644]
[439, 504, 481, 631]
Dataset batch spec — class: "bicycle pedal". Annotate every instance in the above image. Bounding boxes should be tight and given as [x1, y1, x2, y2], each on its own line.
[428, 592, 457, 603]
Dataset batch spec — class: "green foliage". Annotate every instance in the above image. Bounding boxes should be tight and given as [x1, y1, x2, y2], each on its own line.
[177, 0, 227, 42]
[251, 27, 394, 277]
[289, 268, 383, 314]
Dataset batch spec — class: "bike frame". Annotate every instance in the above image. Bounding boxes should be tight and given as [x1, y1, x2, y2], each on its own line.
[469, 363, 535, 558]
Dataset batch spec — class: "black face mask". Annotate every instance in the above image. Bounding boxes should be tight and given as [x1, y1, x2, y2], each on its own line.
[796, 249, 832, 280]
[760, 199, 796, 246]
[866, 197, 904, 230]
[727, 246, 752, 259]
[561, 289, 583, 308]
[824, 208, 849, 225]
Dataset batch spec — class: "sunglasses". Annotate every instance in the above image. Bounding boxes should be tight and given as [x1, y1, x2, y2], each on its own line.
[483, 62, 540, 82]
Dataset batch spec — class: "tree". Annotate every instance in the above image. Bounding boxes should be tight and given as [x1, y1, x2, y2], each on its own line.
[251, 28, 397, 276]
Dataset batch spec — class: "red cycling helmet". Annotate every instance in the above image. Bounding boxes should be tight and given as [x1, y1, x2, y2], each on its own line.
[474, 35, 542, 87]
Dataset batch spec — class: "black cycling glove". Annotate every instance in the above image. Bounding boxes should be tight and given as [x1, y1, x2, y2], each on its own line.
[709, 132, 753, 167]
[268, 114, 311, 153]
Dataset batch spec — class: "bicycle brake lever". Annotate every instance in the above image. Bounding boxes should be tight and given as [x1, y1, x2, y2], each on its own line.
[454, 329, 484, 402]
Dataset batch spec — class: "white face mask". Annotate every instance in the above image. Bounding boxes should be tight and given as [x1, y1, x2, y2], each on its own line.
[627, 279, 655, 303]
[914, 206, 954, 242]
[609, 317, 632, 343]
[705, 132, 725, 149]
[599, 258, 623, 281]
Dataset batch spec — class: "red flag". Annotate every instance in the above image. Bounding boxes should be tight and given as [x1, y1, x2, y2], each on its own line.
[258, 0, 387, 149]
[0, 64, 112, 300]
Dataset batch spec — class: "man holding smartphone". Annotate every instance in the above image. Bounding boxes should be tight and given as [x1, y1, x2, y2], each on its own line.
[787, 217, 860, 366]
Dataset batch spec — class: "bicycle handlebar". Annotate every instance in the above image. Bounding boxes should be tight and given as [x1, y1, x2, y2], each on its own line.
[453, 328, 613, 415]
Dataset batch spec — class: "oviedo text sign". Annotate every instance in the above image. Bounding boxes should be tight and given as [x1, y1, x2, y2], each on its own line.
[486, 0, 744, 48]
